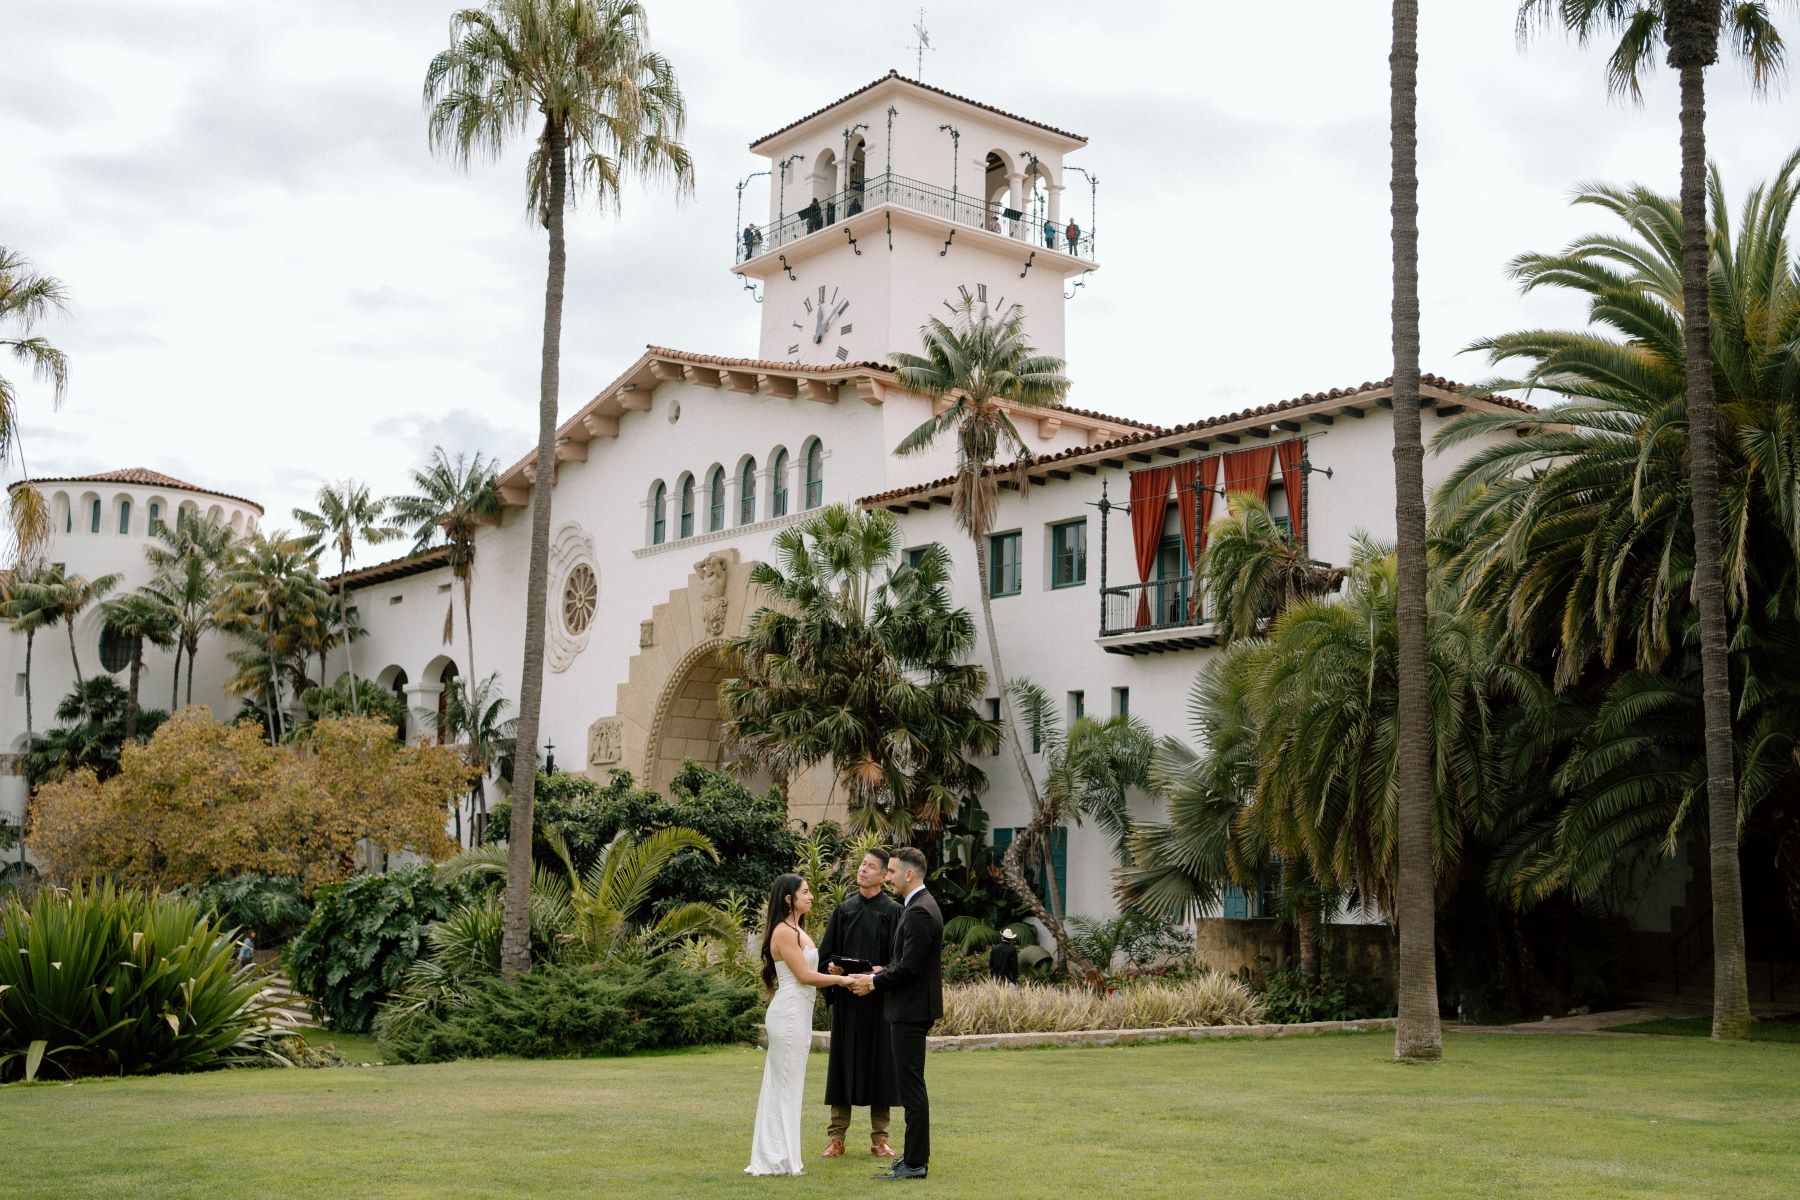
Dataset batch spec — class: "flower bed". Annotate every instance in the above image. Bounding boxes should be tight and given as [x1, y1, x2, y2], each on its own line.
[934, 974, 1265, 1037]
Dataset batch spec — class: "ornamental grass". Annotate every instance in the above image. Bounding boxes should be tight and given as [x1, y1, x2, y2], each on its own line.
[936, 973, 1265, 1037]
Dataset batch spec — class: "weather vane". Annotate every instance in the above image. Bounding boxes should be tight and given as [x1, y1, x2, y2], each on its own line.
[906, 7, 933, 79]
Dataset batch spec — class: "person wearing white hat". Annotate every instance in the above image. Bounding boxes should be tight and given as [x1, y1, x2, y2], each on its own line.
[987, 928, 1020, 985]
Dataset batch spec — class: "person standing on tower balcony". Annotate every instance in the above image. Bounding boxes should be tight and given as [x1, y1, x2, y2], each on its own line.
[743, 223, 762, 260]
[820, 846, 902, 1160]
[1064, 218, 1080, 254]
[1043, 217, 1056, 249]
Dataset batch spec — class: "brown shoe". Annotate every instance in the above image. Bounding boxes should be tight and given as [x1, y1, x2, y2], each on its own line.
[822, 1139, 846, 1159]
[871, 1136, 897, 1158]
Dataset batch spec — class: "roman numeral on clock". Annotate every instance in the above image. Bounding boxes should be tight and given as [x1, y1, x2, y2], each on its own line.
[787, 344, 800, 355]
[835, 346, 849, 361]
[840, 323, 853, 335]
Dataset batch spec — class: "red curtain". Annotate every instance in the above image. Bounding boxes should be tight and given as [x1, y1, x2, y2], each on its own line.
[1129, 465, 1173, 626]
[1173, 460, 1199, 569]
[1276, 439, 1306, 548]
[1191, 456, 1219, 618]
[1223, 446, 1276, 501]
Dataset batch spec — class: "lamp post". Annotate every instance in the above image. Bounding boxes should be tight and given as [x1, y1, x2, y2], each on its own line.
[776, 154, 805, 223]
[543, 739, 557, 775]
[939, 123, 960, 202]
[1065, 165, 1098, 257]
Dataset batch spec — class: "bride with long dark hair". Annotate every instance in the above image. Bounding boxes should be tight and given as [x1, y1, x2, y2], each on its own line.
[746, 872, 845, 1176]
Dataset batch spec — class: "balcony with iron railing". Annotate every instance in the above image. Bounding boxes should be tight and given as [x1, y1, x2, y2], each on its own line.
[737, 171, 1094, 266]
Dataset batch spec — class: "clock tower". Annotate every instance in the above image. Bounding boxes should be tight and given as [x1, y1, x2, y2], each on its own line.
[734, 71, 1098, 367]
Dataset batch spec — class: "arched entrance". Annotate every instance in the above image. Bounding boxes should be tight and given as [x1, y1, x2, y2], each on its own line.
[643, 640, 729, 793]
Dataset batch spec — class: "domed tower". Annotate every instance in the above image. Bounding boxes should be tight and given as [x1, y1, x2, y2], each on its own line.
[2, 469, 264, 856]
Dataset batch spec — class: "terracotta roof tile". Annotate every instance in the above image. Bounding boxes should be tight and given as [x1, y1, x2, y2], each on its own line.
[10, 467, 265, 514]
[857, 374, 1536, 506]
[327, 545, 451, 589]
[750, 70, 1085, 151]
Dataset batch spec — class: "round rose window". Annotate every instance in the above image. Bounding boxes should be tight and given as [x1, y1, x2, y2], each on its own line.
[561, 563, 597, 635]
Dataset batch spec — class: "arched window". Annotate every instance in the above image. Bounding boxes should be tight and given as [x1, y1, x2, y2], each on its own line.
[98, 624, 134, 673]
[679, 476, 696, 538]
[739, 458, 758, 524]
[147, 502, 163, 536]
[89, 498, 102, 533]
[707, 467, 726, 532]
[804, 440, 824, 509]
[650, 482, 667, 545]
[771, 449, 790, 517]
[117, 499, 132, 535]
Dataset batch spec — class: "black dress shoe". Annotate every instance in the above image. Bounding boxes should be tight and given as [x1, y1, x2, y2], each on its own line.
[876, 1161, 928, 1180]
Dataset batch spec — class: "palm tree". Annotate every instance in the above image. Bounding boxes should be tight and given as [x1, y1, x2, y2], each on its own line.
[294, 479, 404, 714]
[1, 247, 70, 566]
[392, 448, 500, 688]
[425, 0, 694, 978]
[0, 560, 61, 736]
[97, 591, 178, 739]
[1200, 493, 1345, 645]
[889, 296, 1087, 980]
[1007, 680, 1154, 975]
[39, 567, 121, 697]
[1386, 0, 1440, 1063]
[421, 671, 518, 847]
[1435, 153, 1800, 1006]
[215, 530, 328, 742]
[721, 504, 998, 843]
[143, 514, 232, 709]
[1121, 542, 1531, 988]
[1515, 0, 1795, 1044]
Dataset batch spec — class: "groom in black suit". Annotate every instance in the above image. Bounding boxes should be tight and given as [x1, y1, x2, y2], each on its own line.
[848, 845, 942, 1181]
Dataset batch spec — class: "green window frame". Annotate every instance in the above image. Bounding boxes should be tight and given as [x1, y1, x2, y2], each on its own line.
[992, 827, 1068, 918]
[988, 531, 1021, 598]
[679, 477, 695, 538]
[1050, 518, 1087, 588]
[707, 467, 726, 532]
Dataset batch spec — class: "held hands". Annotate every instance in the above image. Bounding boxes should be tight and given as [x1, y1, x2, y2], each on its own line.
[846, 973, 876, 996]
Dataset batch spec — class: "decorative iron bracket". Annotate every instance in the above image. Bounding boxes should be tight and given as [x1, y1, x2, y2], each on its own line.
[846, 227, 861, 256]
[777, 254, 797, 282]
[940, 228, 955, 257]
[1019, 250, 1036, 278]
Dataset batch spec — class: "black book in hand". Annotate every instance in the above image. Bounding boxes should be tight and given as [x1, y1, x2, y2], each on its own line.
[829, 956, 873, 975]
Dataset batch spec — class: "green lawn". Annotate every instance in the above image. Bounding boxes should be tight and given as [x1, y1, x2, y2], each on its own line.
[1602, 1015, 1800, 1042]
[5, 1034, 1797, 1199]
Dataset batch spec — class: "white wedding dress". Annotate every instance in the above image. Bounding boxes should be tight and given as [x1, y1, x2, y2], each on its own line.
[745, 945, 818, 1176]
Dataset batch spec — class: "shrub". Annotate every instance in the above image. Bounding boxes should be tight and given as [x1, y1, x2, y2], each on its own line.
[488, 763, 798, 911]
[177, 874, 311, 945]
[28, 713, 465, 889]
[1239, 964, 1395, 1024]
[284, 866, 476, 1034]
[0, 881, 277, 1081]
[935, 974, 1265, 1036]
[377, 959, 760, 1063]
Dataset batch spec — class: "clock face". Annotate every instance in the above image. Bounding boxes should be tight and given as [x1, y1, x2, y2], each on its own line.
[786, 283, 853, 363]
[948, 281, 1004, 321]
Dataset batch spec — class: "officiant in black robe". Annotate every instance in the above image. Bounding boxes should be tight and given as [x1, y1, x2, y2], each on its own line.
[818, 847, 903, 1157]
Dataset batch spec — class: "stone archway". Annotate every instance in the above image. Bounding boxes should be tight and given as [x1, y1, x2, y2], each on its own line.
[583, 547, 837, 826]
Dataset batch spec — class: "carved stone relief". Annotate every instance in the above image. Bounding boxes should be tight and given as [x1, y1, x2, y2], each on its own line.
[639, 619, 656, 648]
[587, 716, 623, 766]
[695, 551, 730, 637]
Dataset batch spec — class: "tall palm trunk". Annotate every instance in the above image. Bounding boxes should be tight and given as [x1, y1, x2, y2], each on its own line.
[64, 619, 85, 693]
[501, 118, 568, 979]
[185, 635, 197, 706]
[124, 640, 143, 740]
[977, 532, 1103, 989]
[339, 568, 360, 716]
[23, 630, 34, 738]
[169, 641, 181, 713]
[1389, 0, 1442, 1062]
[462, 571, 477, 684]
[1667, 5, 1751, 1040]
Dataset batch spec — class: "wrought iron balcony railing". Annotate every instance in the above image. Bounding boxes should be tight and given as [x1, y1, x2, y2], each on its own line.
[1101, 577, 1202, 638]
[736, 171, 1094, 265]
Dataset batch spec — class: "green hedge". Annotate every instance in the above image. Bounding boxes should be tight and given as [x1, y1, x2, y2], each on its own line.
[284, 866, 475, 1034]
[379, 959, 760, 1063]
[0, 881, 273, 1081]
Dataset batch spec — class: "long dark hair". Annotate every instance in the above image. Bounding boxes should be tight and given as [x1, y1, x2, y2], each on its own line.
[760, 873, 806, 991]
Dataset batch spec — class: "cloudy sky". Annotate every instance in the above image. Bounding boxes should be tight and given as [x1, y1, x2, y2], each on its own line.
[4, 1, 1795, 534]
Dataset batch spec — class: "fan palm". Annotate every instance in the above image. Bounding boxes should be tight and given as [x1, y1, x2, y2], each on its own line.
[1201, 493, 1346, 645]
[889, 296, 1079, 974]
[97, 591, 178, 739]
[294, 479, 403, 714]
[721, 504, 998, 842]
[391, 447, 499, 683]
[426, 0, 694, 979]
[0, 559, 62, 736]
[143, 514, 232, 710]
[1515, 0, 1796, 1042]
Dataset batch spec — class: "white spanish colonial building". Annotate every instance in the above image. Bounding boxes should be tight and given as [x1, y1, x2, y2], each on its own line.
[2, 75, 1536, 952]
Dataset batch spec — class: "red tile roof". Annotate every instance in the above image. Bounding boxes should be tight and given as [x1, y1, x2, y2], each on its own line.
[327, 545, 452, 589]
[750, 70, 1086, 151]
[857, 374, 1536, 507]
[10, 467, 265, 514]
